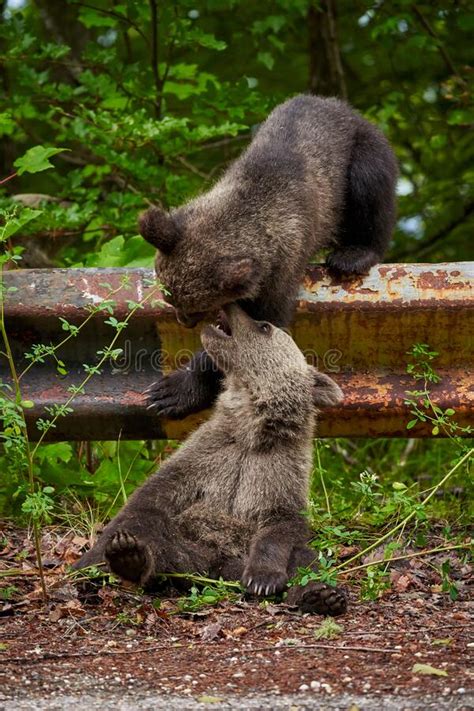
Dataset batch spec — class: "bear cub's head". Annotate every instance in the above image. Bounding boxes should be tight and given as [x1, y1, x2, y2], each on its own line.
[201, 304, 343, 410]
[139, 207, 260, 328]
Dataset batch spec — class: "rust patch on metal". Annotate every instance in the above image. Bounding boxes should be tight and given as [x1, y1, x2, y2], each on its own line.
[416, 269, 469, 290]
[378, 265, 409, 279]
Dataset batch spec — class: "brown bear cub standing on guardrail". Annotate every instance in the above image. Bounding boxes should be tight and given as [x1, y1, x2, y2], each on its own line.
[140, 94, 397, 419]
[74, 305, 346, 615]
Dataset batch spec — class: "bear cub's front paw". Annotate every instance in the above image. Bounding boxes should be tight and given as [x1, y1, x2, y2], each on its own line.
[145, 368, 213, 419]
[242, 565, 288, 596]
[105, 529, 152, 583]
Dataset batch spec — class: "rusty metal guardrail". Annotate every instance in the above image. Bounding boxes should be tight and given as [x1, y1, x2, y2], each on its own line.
[2, 263, 473, 440]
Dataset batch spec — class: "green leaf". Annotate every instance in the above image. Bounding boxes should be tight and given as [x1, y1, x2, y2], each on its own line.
[412, 663, 448, 677]
[0, 113, 15, 137]
[186, 28, 226, 51]
[14, 146, 69, 175]
[20, 400, 34, 409]
[1, 208, 42, 240]
[78, 8, 115, 28]
[36, 443, 73, 465]
[406, 419, 418, 430]
[257, 52, 274, 70]
[447, 109, 474, 126]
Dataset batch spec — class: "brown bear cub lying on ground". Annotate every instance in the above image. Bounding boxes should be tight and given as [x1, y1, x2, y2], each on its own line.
[140, 94, 397, 419]
[75, 305, 346, 615]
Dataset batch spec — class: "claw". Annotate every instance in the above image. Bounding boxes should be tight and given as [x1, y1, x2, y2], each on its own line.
[146, 402, 160, 410]
[265, 585, 271, 596]
[142, 382, 158, 395]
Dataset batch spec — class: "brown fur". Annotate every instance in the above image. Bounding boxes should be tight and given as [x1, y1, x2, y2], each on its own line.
[140, 95, 398, 419]
[74, 306, 346, 615]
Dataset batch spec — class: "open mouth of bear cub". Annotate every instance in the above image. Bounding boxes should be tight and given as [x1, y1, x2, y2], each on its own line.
[205, 310, 233, 340]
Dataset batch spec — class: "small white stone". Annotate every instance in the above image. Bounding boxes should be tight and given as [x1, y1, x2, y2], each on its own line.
[310, 681, 320, 690]
[299, 684, 309, 691]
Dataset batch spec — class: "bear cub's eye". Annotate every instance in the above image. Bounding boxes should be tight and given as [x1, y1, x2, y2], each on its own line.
[257, 322, 272, 334]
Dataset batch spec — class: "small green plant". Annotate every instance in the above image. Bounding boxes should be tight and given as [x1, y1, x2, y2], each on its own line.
[177, 580, 241, 612]
[440, 560, 459, 601]
[289, 551, 338, 590]
[68, 564, 119, 587]
[21, 486, 55, 524]
[360, 565, 391, 601]
[405, 344, 472, 438]
[0, 585, 19, 600]
[115, 611, 139, 626]
[313, 617, 344, 640]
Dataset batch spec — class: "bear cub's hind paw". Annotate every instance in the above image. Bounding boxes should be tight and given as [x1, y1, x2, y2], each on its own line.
[287, 581, 347, 616]
[105, 529, 152, 583]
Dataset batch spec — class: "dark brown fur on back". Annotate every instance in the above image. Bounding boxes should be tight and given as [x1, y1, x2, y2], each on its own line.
[140, 95, 398, 419]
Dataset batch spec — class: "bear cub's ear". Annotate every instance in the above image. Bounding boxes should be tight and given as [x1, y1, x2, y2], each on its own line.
[139, 207, 180, 254]
[309, 367, 343, 408]
[217, 256, 258, 296]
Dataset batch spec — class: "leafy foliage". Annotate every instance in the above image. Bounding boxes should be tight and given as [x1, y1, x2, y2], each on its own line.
[0, 0, 472, 267]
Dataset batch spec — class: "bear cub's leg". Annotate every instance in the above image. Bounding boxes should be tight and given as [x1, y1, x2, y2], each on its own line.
[285, 545, 347, 616]
[105, 525, 216, 589]
[242, 519, 306, 596]
[326, 125, 397, 277]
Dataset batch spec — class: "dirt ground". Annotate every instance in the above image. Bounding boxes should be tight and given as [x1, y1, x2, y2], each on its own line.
[1, 525, 472, 709]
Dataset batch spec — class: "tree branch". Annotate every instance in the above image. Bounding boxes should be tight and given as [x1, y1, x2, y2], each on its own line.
[412, 5, 465, 83]
[72, 2, 149, 46]
[149, 0, 161, 118]
[307, 0, 347, 98]
[326, 0, 347, 99]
